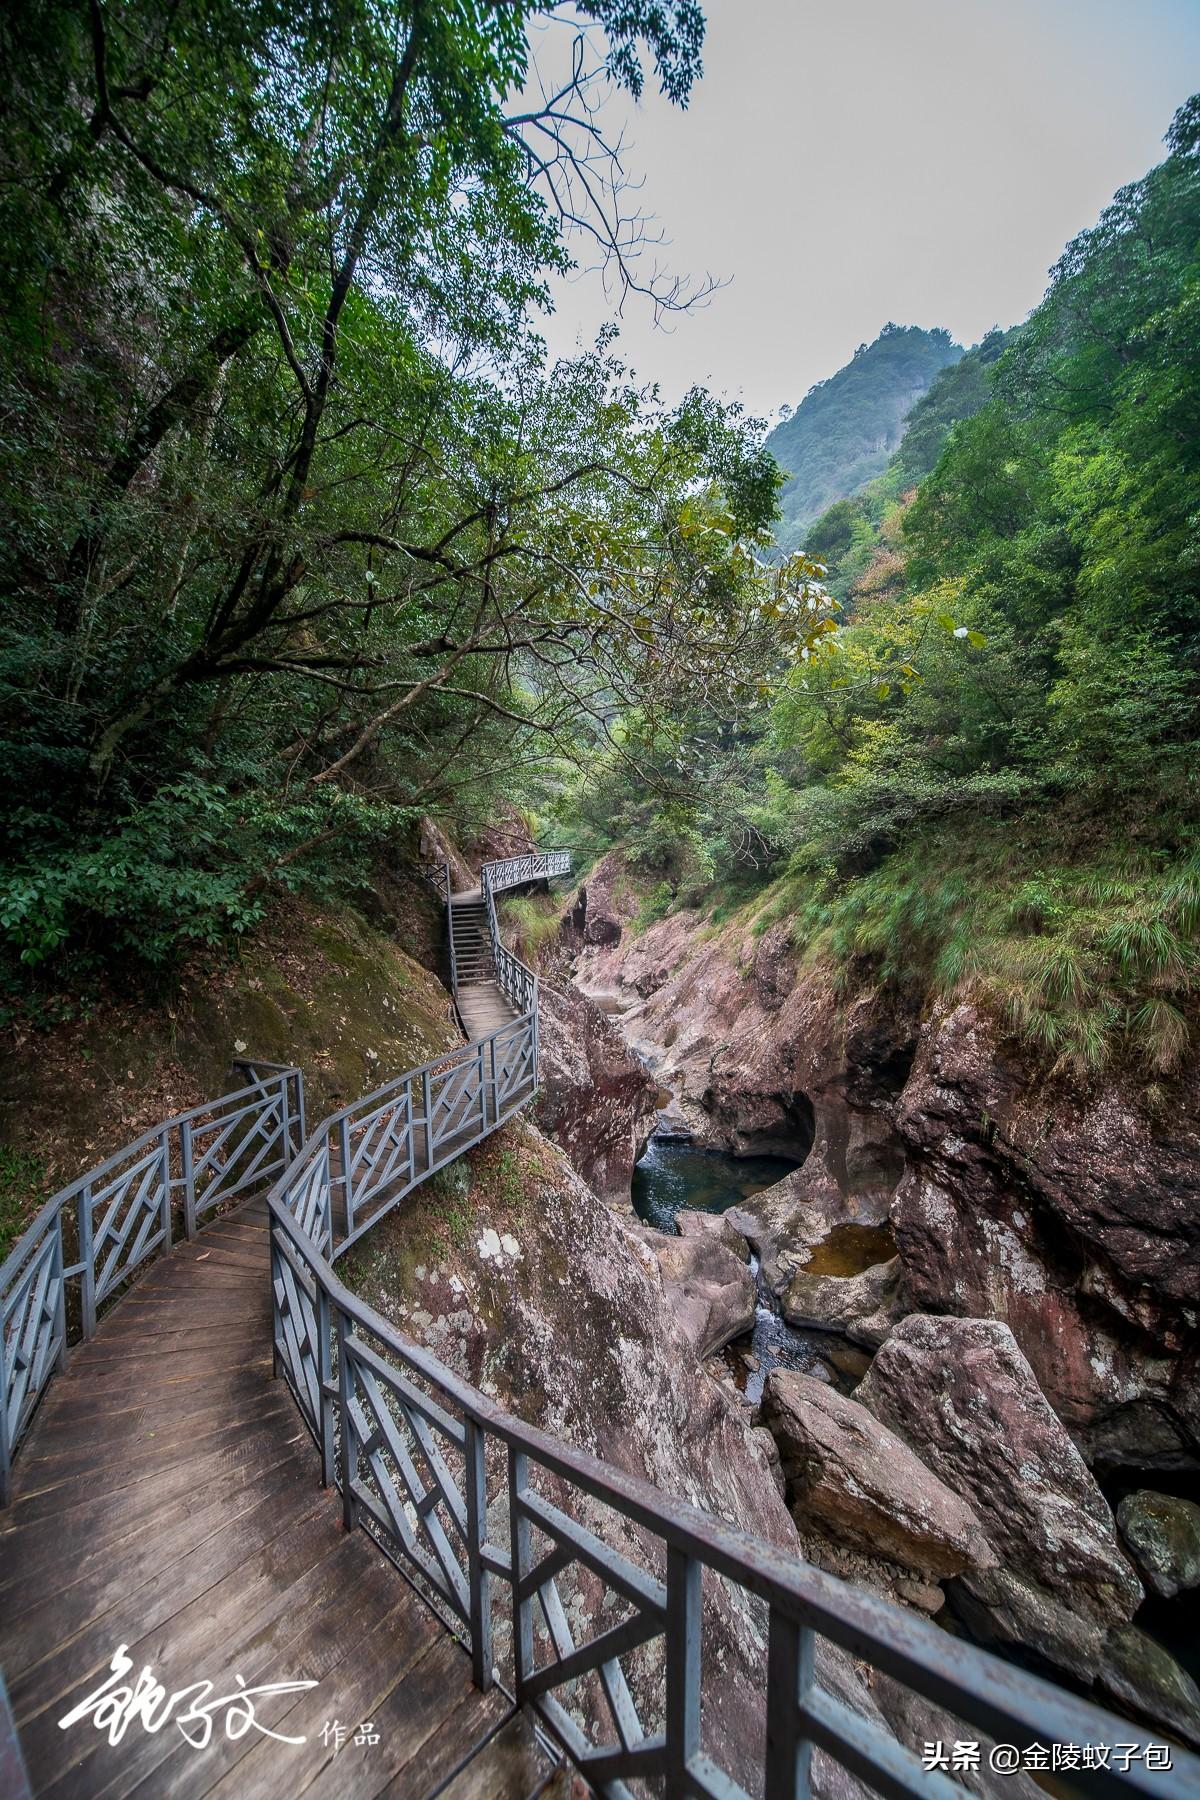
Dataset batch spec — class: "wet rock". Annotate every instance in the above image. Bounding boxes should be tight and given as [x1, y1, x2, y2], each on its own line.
[856, 1315, 1142, 1681]
[533, 980, 658, 1203]
[781, 1255, 906, 1349]
[1116, 1490, 1200, 1598]
[761, 1370, 995, 1580]
[634, 1222, 757, 1357]
[1098, 1624, 1200, 1750]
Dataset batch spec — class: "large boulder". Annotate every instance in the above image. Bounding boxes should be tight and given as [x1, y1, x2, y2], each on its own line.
[856, 1315, 1142, 1680]
[1116, 1489, 1200, 1598]
[781, 1254, 906, 1348]
[533, 980, 658, 1203]
[761, 1370, 995, 1581]
[633, 1220, 757, 1357]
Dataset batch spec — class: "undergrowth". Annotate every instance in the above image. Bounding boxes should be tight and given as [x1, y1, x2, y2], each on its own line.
[776, 829, 1200, 1080]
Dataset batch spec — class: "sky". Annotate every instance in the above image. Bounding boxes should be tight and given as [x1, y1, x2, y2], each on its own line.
[532, 0, 1200, 419]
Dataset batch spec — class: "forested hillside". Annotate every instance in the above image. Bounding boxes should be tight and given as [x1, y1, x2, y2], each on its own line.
[0, 0, 827, 1020]
[766, 323, 962, 551]
[569, 96, 1200, 1082]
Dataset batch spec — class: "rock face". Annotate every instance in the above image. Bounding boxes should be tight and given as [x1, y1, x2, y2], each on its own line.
[761, 1370, 994, 1581]
[891, 999, 1200, 1470]
[856, 1316, 1142, 1679]
[633, 1220, 757, 1357]
[568, 860, 1199, 1473]
[533, 979, 659, 1203]
[1116, 1489, 1200, 1598]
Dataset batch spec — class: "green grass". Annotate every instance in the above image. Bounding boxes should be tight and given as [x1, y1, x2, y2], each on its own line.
[764, 828, 1200, 1083]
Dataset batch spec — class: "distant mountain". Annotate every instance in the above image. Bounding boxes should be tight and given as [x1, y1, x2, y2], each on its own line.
[766, 323, 963, 552]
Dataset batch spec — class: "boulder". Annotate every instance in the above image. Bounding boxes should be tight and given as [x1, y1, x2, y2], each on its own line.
[1116, 1489, 1200, 1598]
[533, 980, 658, 1203]
[676, 1206, 751, 1262]
[761, 1370, 995, 1580]
[781, 1255, 906, 1348]
[1098, 1624, 1200, 1750]
[856, 1315, 1142, 1680]
[634, 1221, 757, 1358]
[562, 850, 640, 950]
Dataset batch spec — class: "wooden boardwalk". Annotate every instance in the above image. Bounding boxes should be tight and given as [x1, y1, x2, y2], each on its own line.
[450, 890, 521, 1041]
[0, 1201, 556, 1799]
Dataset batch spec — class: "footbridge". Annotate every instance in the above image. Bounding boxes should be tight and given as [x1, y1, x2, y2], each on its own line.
[0, 849, 1193, 1799]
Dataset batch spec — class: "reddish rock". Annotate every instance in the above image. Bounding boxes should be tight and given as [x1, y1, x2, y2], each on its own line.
[762, 1370, 995, 1580]
[856, 1315, 1142, 1678]
[533, 979, 658, 1203]
[891, 1000, 1200, 1466]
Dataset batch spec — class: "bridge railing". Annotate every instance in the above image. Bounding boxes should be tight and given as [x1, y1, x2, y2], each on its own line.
[267, 1181, 1193, 1800]
[283, 1012, 538, 1262]
[0, 1063, 303, 1504]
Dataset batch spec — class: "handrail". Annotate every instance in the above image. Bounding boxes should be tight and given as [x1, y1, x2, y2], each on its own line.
[0, 1064, 304, 1504]
[264, 845, 1196, 1799]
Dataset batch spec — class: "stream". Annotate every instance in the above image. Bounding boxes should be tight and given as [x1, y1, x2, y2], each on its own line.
[632, 1136, 872, 1406]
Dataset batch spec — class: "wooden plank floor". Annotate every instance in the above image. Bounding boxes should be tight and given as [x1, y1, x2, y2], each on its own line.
[454, 981, 520, 1039]
[0, 1202, 556, 1800]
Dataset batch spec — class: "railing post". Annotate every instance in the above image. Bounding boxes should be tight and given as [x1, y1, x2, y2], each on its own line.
[337, 1305, 357, 1531]
[488, 1034, 499, 1127]
[421, 1069, 433, 1175]
[53, 1213, 68, 1375]
[277, 1075, 291, 1175]
[317, 1280, 336, 1489]
[292, 1069, 306, 1151]
[269, 1219, 282, 1382]
[159, 1127, 172, 1248]
[464, 1417, 494, 1691]
[508, 1447, 533, 1702]
[79, 1183, 96, 1340]
[764, 1607, 815, 1800]
[666, 1547, 702, 1796]
[181, 1118, 197, 1238]
[338, 1116, 353, 1240]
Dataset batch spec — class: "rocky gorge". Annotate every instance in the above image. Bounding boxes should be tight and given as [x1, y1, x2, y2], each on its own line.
[543, 848, 1200, 1753]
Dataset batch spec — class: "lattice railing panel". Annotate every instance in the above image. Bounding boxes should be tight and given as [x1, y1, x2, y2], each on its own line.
[88, 1134, 170, 1307]
[271, 1225, 323, 1442]
[342, 1330, 473, 1625]
[0, 1221, 65, 1473]
[187, 1083, 293, 1224]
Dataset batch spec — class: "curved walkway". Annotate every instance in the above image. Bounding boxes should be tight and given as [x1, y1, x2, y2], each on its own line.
[0, 1199, 554, 1798]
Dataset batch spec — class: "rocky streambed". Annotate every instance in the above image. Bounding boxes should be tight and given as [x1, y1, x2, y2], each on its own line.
[553, 851, 1200, 1754]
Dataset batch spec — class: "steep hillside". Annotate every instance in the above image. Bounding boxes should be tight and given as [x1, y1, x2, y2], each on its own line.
[767, 323, 962, 551]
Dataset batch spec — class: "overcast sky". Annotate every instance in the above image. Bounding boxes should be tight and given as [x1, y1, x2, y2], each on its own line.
[533, 0, 1200, 419]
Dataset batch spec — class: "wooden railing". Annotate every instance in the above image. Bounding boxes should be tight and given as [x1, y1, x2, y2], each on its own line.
[0, 1062, 303, 1503]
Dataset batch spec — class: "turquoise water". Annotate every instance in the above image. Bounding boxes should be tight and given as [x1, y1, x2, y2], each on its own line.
[631, 1138, 798, 1233]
